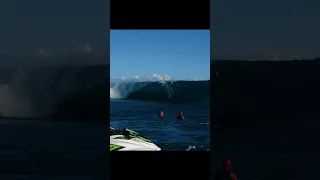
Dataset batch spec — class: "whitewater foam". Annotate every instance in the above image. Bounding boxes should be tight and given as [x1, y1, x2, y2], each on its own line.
[110, 81, 148, 99]
[110, 74, 173, 99]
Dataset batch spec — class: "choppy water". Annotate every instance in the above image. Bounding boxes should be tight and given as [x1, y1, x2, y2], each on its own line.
[0, 119, 108, 179]
[110, 99, 210, 151]
[110, 80, 210, 151]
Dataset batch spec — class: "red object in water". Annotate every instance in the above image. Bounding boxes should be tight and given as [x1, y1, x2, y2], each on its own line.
[224, 158, 231, 169]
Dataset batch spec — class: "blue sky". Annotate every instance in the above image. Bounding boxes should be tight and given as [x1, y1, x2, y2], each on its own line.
[110, 30, 210, 80]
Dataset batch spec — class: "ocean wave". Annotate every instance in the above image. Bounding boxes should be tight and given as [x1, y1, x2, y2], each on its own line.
[0, 65, 108, 121]
[110, 80, 210, 103]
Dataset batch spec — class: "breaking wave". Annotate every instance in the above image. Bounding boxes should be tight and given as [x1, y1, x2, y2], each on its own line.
[0, 65, 108, 121]
[110, 80, 210, 103]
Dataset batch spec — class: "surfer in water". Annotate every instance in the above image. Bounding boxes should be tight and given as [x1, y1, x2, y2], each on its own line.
[176, 112, 184, 120]
[158, 108, 164, 119]
[213, 158, 238, 180]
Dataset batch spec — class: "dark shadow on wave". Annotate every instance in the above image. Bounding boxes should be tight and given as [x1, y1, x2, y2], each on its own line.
[126, 81, 210, 104]
[51, 83, 108, 124]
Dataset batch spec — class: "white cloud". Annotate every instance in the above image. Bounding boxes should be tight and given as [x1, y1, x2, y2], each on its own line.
[111, 74, 174, 83]
[151, 74, 171, 81]
[188, 77, 207, 81]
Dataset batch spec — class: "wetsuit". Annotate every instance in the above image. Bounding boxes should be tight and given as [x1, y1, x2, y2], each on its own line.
[176, 115, 184, 119]
[158, 111, 164, 118]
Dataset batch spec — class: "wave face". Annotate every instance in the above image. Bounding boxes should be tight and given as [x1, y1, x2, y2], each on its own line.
[110, 80, 210, 103]
[0, 65, 108, 121]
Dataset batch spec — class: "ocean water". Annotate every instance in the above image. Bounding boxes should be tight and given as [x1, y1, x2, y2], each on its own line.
[0, 119, 108, 180]
[211, 60, 320, 180]
[110, 80, 210, 151]
[211, 114, 320, 180]
[0, 65, 108, 179]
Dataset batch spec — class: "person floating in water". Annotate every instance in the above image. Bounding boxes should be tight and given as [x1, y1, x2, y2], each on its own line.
[158, 108, 164, 119]
[176, 112, 184, 120]
[213, 158, 238, 180]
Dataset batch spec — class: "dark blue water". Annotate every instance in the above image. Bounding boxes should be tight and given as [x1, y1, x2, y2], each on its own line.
[211, 60, 320, 180]
[0, 119, 108, 179]
[211, 114, 320, 180]
[110, 80, 210, 151]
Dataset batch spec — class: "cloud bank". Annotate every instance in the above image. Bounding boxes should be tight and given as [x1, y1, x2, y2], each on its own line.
[110, 74, 208, 83]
